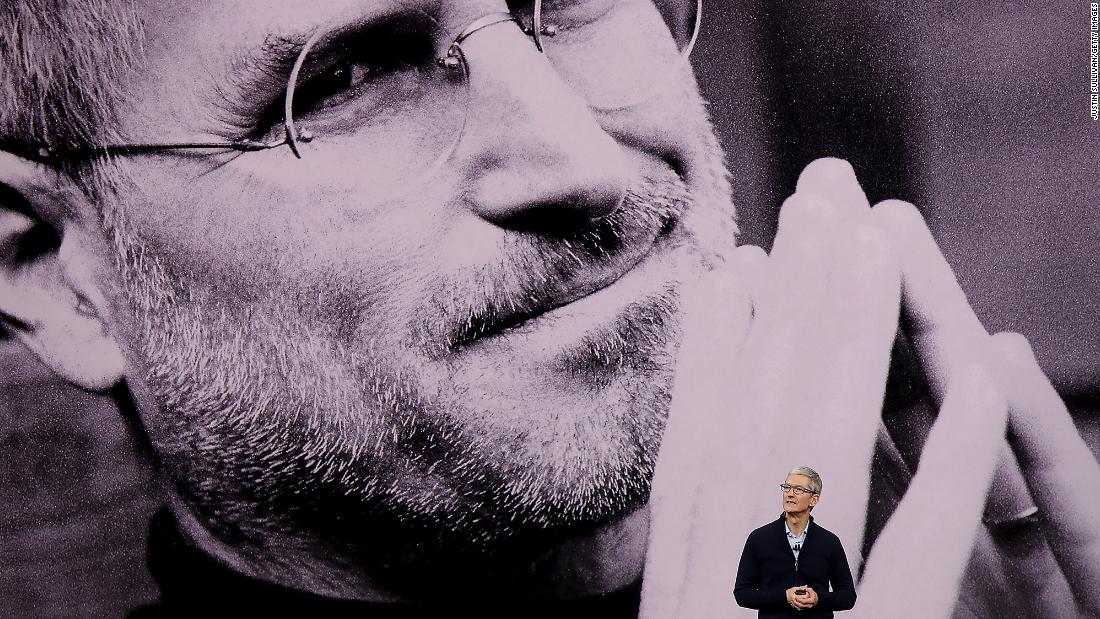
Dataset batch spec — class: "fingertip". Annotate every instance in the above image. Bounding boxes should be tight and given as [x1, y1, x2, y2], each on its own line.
[731, 244, 767, 285]
[871, 197, 920, 213]
[990, 331, 1037, 367]
[800, 156, 853, 174]
[733, 242, 768, 265]
[795, 158, 870, 214]
[869, 199, 925, 235]
[868, 198, 984, 341]
[795, 157, 855, 191]
[678, 256, 753, 354]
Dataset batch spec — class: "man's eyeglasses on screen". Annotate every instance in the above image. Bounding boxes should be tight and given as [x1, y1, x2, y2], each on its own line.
[12, 0, 703, 184]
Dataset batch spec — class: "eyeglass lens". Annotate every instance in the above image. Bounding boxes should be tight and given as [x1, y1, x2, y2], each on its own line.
[285, 9, 469, 196]
[283, 0, 698, 194]
[531, 0, 699, 109]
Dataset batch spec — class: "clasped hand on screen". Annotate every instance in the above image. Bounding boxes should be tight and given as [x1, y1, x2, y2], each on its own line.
[641, 158, 1100, 618]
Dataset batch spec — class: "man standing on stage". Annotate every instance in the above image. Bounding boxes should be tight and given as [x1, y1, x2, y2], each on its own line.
[734, 467, 856, 617]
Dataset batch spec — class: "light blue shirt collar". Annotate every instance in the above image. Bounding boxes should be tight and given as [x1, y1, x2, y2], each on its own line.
[785, 518, 809, 552]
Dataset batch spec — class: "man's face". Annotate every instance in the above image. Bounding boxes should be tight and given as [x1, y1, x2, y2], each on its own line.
[97, 0, 738, 589]
[782, 475, 818, 515]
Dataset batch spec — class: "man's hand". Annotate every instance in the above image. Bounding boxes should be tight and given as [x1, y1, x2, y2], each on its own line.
[866, 197, 1100, 616]
[793, 586, 818, 609]
[639, 158, 1097, 618]
[787, 586, 815, 610]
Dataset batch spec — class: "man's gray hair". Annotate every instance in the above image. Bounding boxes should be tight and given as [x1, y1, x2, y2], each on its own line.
[789, 466, 822, 494]
[2, 0, 146, 234]
[1, 0, 142, 158]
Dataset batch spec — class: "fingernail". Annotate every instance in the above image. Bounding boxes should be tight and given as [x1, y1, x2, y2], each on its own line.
[796, 158, 870, 213]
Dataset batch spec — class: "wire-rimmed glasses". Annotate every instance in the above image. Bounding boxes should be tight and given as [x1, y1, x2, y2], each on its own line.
[780, 484, 815, 496]
[19, 0, 702, 195]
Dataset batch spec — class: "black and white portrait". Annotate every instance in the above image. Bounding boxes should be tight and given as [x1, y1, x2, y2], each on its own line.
[2, 1, 1097, 616]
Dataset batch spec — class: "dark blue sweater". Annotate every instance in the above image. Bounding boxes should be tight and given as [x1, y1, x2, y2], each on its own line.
[733, 515, 856, 618]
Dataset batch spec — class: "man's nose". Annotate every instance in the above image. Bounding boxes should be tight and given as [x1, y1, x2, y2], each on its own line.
[450, 22, 631, 228]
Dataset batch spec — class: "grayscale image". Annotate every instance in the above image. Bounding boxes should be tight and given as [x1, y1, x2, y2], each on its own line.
[2, 1, 1097, 617]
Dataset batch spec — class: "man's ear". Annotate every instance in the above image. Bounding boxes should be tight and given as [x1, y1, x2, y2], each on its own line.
[0, 150, 125, 391]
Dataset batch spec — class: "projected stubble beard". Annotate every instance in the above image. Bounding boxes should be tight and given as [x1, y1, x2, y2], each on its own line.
[110, 107, 736, 592]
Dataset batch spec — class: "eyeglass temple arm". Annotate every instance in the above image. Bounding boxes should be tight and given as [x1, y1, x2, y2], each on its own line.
[12, 138, 290, 162]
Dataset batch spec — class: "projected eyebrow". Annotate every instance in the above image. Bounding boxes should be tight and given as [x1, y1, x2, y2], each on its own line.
[211, 12, 440, 135]
[212, 33, 309, 131]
